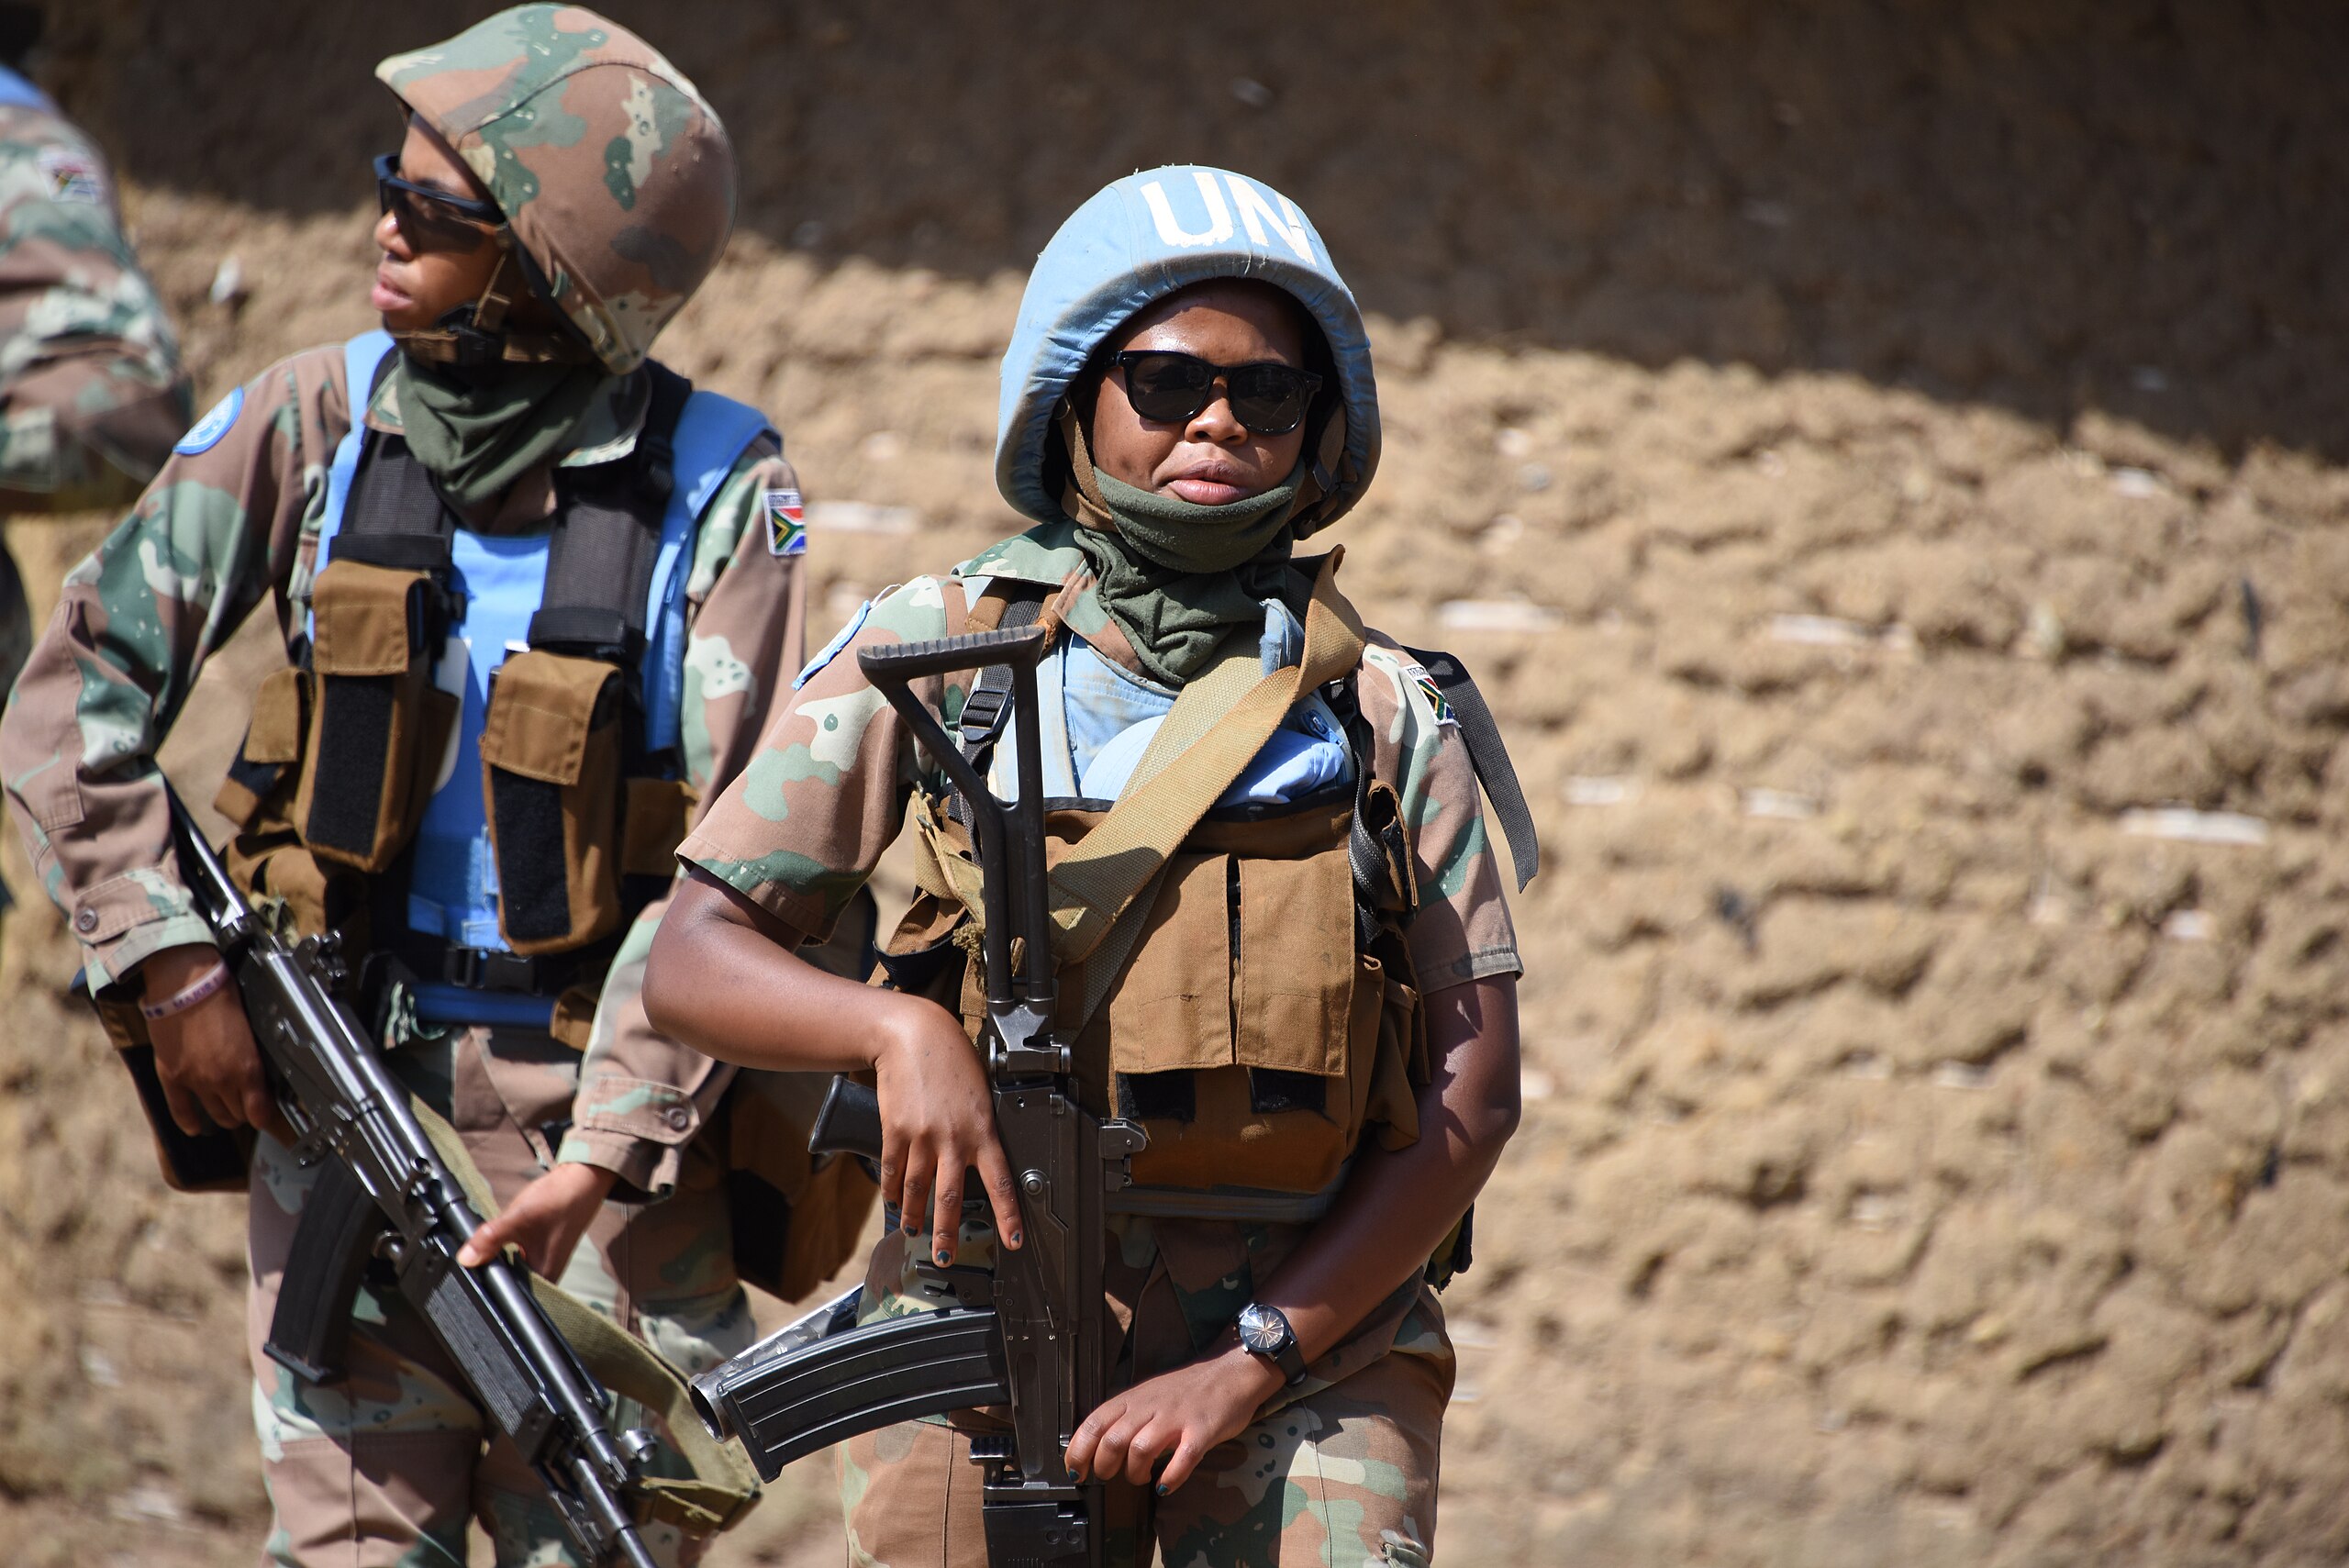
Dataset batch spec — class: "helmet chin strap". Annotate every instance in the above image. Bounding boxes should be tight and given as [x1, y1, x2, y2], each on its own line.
[392, 239, 596, 369]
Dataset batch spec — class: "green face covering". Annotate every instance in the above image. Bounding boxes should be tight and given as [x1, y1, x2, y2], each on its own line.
[1069, 466, 1302, 685]
[392, 352, 612, 513]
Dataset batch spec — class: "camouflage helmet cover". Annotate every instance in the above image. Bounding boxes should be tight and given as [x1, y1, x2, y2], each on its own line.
[376, 5, 735, 374]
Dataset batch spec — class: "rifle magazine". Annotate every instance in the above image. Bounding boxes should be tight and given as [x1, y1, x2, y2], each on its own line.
[697, 1307, 1008, 1481]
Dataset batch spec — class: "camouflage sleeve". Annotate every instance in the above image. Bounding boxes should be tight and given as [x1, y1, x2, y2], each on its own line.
[0, 105, 193, 510]
[0, 347, 347, 989]
[675, 572, 968, 940]
[1360, 639, 1522, 992]
[561, 438, 812, 1194]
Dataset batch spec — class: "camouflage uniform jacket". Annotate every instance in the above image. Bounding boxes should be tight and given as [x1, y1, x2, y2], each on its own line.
[0, 97, 191, 513]
[0, 91, 195, 762]
[681, 528, 1521, 991]
[0, 340, 807, 1195]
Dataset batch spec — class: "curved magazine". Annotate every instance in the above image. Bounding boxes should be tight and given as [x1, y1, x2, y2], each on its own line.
[693, 1300, 1008, 1481]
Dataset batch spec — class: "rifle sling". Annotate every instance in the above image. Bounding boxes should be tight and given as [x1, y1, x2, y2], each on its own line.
[1046, 547, 1365, 967]
[916, 553, 1369, 1029]
[1400, 645, 1540, 892]
[406, 1098, 763, 1535]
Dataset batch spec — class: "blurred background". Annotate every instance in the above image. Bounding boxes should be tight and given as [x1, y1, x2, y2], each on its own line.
[6, 2, 2348, 1562]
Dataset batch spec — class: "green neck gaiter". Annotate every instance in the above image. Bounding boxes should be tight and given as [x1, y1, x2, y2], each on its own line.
[1071, 468, 1302, 685]
[392, 352, 612, 513]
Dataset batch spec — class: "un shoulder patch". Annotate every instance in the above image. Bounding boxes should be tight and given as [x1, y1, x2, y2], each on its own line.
[765, 487, 807, 557]
[173, 386, 244, 456]
[794, 597, 872, 690]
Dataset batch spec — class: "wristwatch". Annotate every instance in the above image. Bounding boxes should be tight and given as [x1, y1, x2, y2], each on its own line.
[1235, 1302, 1307, 1386]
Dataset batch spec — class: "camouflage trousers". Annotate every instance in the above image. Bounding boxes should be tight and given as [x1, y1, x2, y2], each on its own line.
[246, 1025, 753, 1568]
[841, 1214, 1454, 1568]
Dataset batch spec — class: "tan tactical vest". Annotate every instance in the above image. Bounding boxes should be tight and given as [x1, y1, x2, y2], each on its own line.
[879, 562, 1433, 1210]
[215, 367, 704, 971]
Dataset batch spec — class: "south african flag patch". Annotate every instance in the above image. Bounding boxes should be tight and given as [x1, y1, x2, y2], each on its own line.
[765, 487, 806, 556]
[1404, 662, 1457, 728]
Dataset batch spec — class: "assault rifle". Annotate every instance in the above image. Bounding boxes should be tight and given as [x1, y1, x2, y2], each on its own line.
[160, 795, 665, 1568]
[691, 623, 1147, 1568]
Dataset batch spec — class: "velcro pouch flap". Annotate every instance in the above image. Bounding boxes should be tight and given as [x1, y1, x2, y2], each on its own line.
[622, 778, 699, 877]
[1103, 851, 1233, 1076]
[244, 666, 307, 764]
[1234, 840, 1357, 1076]
[480, 650, 615, 786]
[309, 559, 424, 675]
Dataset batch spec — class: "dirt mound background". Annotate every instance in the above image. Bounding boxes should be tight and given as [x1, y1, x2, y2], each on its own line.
[6, 2, 2348, 1563]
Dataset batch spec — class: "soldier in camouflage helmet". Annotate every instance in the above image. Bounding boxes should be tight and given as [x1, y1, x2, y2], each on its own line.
[0, 7, 862, 1564]
[373, 3, 736, 378]
[0, 34, 194, 924]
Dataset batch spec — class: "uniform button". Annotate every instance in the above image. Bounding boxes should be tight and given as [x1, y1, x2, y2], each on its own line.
[74, 908, 98, 933]
[662, 1106, 692, 1132]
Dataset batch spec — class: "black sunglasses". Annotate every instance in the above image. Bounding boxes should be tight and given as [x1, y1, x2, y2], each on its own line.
[1108, 350, 1323, 436]
[373, 152, 503, 250]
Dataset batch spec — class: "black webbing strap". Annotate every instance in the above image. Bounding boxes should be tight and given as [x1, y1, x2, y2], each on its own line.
[332, 434, 460, 572]
[527, 364, 691, 662]
[333, 353, 457, 574]
[1402, 646, 1540, 892]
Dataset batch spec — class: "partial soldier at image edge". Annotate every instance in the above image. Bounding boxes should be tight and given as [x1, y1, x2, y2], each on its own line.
[0, 5, 195, 924]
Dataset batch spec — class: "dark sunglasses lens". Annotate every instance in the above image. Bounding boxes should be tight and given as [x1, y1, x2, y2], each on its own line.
[389, 192, 492, 253]
[1227, 365, 1314, 433]
[1122, 354, 1215, 422]
[405, 191, 484, 250]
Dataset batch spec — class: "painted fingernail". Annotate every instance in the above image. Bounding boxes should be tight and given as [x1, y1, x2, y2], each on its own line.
[1156, 1483, 1170, 1496]
[935, 1247, 952, 1264]
[1008, 1229, 1024, 1246]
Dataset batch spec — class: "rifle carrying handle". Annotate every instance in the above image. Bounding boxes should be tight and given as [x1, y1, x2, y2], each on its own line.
[808, 1073, 885, 1163]
[856, 623, 1048, 685]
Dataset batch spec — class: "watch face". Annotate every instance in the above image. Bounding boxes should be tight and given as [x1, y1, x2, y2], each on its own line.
[1239, 1305, 1289, 1354]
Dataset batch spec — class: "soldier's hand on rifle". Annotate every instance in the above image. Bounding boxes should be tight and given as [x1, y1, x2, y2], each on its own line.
[871, 995, 1025, 1265]
[1065, 1337, 1284, 1496]
[142, 941, 280, 1137]
[457, 1161, 617, 1278]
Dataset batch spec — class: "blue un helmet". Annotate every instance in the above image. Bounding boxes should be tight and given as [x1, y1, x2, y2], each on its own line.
[994, 166, 1381, 538]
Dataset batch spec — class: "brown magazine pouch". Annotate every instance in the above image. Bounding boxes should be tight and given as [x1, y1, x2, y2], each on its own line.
[216, 666, 309, 829]
[621, 777, 697, 876]
[296, 558, 443, 871]
[479, 649, 625, 955]
[1091, 806, 1420, 1196]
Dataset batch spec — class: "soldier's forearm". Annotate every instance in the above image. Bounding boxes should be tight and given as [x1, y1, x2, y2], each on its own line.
[645, 866, 908, 1073]
[1246, 973, 1522, 1367]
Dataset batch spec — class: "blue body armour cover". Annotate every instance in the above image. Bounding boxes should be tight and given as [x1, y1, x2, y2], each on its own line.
[317, 332, 770, 1023]
[0, 66, 55, 114]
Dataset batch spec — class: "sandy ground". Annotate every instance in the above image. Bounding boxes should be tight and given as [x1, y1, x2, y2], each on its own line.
[6, 2, 2349, 1564]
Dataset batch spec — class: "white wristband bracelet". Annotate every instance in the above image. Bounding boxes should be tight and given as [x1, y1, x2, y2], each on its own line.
[139, 961, 230, 1021]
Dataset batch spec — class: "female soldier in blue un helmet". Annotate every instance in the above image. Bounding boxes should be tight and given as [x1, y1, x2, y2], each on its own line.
[645, 166, 1529, 1566]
